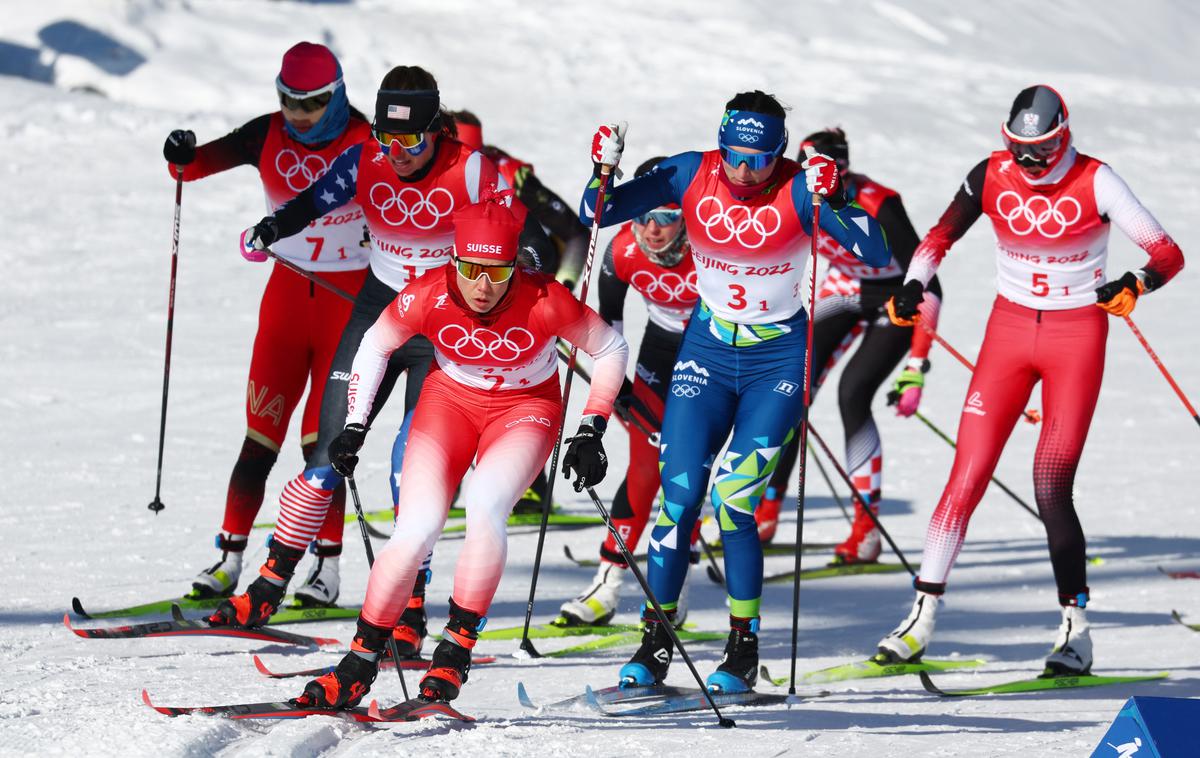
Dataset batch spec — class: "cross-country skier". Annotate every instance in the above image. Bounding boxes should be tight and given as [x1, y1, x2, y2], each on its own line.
[161, 42, 371, 605]
[876, 85, 1185, 676]
[206, 66, 549, 637]
[293, 194, 628, 708]
[450, 109, 590, 514]
[559, 156, 701, 628]
[753, 128, 943, 565]
[581, 91, 891, 693]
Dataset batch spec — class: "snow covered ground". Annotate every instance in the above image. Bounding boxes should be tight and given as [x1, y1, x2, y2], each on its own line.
[2, 1, 1199, 755]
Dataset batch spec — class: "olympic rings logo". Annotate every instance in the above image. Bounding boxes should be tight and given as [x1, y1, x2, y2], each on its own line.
[630, 270, 698, 303]
[671, 384, 701, 398]
[695, 196, 781, 249]
[274, 150, 329, 192]
[995, 191, 1081, 238]
[369, 184, 454, 229]
[437, 324, 536, 361]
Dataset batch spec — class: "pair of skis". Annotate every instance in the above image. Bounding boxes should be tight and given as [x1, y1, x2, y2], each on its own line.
[142, 690, 473, 723]
[65, 604, 340, 647]
[518, 682, 794, 717]
[71, 594, 360, 625]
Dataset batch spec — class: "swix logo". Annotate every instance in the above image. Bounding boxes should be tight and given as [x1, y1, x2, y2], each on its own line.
[635, 362, 660, 386]
[696, 196, 781, 249]
[995, 191, 1081, 239]
[964, 391, 986, 417]
[331, 371, 353, 382]
[275, 150, 330, 193]
[434, 293, 448, 309]
[369, 183, 454, 229]
[774, 380, 798, 396]
[504, 415, 552, 428]
[630, 270, 698, 304]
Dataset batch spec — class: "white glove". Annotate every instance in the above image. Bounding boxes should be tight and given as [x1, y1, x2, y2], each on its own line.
[590, 121, 628, 173]
[801, 145, 840, 197]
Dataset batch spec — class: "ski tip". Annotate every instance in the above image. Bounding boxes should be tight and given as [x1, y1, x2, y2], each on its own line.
[251, 655, 273, 677]
[314, 636, 341, 647]
[367, 699, 382, 721]
[917, 671, 948, 696]
[706, 566, 725, 586]
[169, 603, 186, 622]
[516, 682, 535, 709]
[63, 613, 84, 637]
[70, 597, 91, 619]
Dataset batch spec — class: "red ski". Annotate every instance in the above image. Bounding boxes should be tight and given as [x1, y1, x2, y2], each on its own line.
[66, 604, 339, 647]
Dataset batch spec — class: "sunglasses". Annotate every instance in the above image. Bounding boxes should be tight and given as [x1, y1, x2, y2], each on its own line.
[719, 143, 780, 171]
[374, 126, 430, 157]
[454, 256, 514, 284]
[279, 90, 333, 114]
[635, 208, 683, 226]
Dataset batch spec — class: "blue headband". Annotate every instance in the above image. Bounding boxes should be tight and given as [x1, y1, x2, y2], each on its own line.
[718, 109, 786, 152]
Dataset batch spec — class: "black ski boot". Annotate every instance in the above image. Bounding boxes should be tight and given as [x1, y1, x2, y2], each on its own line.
[387, 569, 429, 659]
[419, 599, 484, 702]
[294, 618, 388, 708]
[705, 616, 759, 693]
[207, 542, 304, 628]
[618, 608, 675, 687]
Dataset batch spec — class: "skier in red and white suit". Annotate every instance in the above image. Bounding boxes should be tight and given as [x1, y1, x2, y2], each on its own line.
[877, 85, 1185, 676]
[295, 194, 628, 708]
[161, 42, 371, 603]
[559, 156, 701, 628]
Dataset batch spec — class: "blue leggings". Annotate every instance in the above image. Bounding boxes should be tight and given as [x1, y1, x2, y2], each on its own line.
[648, 304, 807, 620]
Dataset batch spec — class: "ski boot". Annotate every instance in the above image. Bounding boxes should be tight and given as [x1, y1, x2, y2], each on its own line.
[419, 599, 484, 702]
[207, 542, 304, 628]
[754, 487, 783, 543]
[559, 562, 624, 627]
[618, 608, 674, 687]
[831, 500, 882, 565]
[875, 584, 942, 663]
[190, 534, 246, 599]
[294, 618, 388, 708]
[387, 569, 429, 659]
[293, 542, 341, 607]
[705, 616, 759, 693]
[1043, 596, 1093, 676]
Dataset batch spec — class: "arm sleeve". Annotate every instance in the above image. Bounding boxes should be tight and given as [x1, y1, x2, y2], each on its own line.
[345, 296, 418, 426]
[792, 178, 891, 268]
[906, 159, 987, 286]
[908, 290, 942, 363]
[578, 152, 701, 228]
[596, 238, 629, 334]
[549, 285, 629, 421]
[1093, 163, 1185, 291]
[173, 114, 271, 181]
[273, 143, 363, 238]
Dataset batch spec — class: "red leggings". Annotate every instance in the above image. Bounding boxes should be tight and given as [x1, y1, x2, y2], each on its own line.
[361, 371, 561, 627]
[220, 263, 366, 542]
[920, 297, 1107, 602]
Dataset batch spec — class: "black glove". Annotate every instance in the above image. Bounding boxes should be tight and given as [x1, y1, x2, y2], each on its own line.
[163, 129, 197, 165]
[562, 418, 608, 492]
[327, 423, 367, 477]
[241, 216, 281, 256]
[887, 280, 925, 324]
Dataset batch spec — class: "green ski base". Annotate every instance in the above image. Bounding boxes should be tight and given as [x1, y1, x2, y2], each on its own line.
[472, 618, 705, 641]
[764, 562, 910, 583]
[761, 657, 985, 686]
[547, 629, 726, 657]
[919, 670, 1168, 697]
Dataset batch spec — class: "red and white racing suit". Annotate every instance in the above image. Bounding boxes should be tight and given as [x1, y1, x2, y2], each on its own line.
[906, 149, 1184, 603]
[346, 267, 628, 623]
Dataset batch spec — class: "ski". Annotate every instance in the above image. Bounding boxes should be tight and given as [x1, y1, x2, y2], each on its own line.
[562, 543, 837, 568]
[251, 653, 497, 679]
[759, 657, 985, 686]
[918, 670, 1168, 697]
[1160, 567, 1200, 580]
[66, 604, 339, 647]
[763, 562, 909, 584]
[368, 697, 475, 722]
[71, 594, 359, 624]
[142, 690, 472, 722]
[588, 687, 795, 717]
[1170, 609, 1200, 631]
[476, 618, 707, 641]
[546, 628, 724, 658]
[517, 682, 687, 711]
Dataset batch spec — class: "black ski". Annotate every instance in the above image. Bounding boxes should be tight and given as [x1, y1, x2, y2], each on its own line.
[587, 686, 796, 716]
[142, 690, 473, 722]
[67, 604, 339, 647]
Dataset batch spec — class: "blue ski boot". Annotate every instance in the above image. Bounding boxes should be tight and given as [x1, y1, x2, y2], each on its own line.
[618, 609, 674, 687]
[705, 616, 759, 694]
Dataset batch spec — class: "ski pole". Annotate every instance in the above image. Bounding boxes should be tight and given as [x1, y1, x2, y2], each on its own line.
[584, 486, 735, 728]
[518, 160, 616, 658]
[265, 250, 356, 303]
[807, 423, 915, 576]
[148, 168, 184, 514]
[787, 185, 822, 695]
[1124, 315, 1200, 429]
[807, 441, 853, 525]
[346, 474, 410, 700]
[912, 411, 1041, 521]
[914, 318, 1040, 425]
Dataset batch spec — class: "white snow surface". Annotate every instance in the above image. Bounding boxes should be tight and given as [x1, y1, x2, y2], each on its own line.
[2, 1, 1199, 755]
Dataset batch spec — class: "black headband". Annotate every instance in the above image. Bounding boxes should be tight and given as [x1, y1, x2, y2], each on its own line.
[375, 89, 441, 133]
